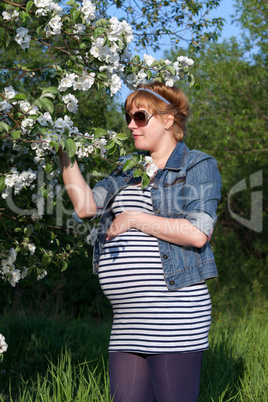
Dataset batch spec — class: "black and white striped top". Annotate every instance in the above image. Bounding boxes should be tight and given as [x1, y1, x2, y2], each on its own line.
[98, 185, 211, 354]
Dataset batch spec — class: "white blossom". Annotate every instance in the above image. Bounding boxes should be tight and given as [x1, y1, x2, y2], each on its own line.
[108, 17, 133, 44]
[4, 168, 37, 195]
[37, 112, 53, 126]
[34, 0, 52, 8]
[146, 162, 158, 178]
[28, 243, 36, 255]
[165, 77, 177, 87]
[0, 100, 12, 113]
[73, 72, 95, 91]
[10, 269, 21, 287]
[2, 9, 19, 21]
[48, 15, 62, 35]
[110, 74, 121, 96]
[35, 8, 48, 16]
[73, 23, 86, 35]
[62, 94, 78, 113]
[145, 157, 158, 178]
[145, 156, 153, 164]
[143, 54, 156, 67]
[54, 115, 74, 132]
[58, 73, 78, 92]
[37, 269, 47, 280]
[0, 334, 8, 354]
[4, 86, 17, 99]
[81, 0, 96, 24]
[15, 27, 31, 50]
[177, 56, 194, 67]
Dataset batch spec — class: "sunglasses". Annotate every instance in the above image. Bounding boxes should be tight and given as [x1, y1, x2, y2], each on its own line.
[125, 110, 156, 127]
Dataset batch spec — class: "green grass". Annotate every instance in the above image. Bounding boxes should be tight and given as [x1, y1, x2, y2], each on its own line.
[0, 309, 267, 401]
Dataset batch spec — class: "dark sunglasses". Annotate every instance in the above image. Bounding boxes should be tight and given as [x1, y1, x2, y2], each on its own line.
[125, 110, 156, 127]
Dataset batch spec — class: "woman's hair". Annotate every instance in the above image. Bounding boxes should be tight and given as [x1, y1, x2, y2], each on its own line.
[124, 81, 190, 142]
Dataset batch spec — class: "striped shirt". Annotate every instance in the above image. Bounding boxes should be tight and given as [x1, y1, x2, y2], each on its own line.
[98, 185, 211, 354]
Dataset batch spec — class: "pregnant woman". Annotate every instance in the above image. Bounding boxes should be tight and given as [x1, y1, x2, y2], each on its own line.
[59, 81, 222, 402]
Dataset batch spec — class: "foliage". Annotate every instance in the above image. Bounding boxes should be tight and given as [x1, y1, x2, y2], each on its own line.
[234, 0, 268, 57]
[166, 3, 267, 305]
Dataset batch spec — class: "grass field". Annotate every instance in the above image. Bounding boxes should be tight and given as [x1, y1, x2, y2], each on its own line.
[0, 308, 267, 401]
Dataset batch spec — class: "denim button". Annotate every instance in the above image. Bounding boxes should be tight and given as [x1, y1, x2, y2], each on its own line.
[163, 254, 168, 259]
[169, 280, 175, 285]
[156, 209, 160, 214]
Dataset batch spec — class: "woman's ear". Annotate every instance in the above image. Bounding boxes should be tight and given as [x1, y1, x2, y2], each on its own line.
[164, 114, 174, 130]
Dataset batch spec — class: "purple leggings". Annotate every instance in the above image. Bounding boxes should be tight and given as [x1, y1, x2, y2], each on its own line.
[109, 351, 203, 402]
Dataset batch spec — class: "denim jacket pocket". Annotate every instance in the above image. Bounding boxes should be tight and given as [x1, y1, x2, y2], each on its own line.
[163, 174, 186, 217]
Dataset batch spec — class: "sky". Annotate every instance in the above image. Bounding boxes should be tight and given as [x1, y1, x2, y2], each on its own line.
[117, 0, 243, 100]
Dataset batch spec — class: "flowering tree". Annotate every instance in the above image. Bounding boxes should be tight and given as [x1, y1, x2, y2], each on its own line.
[0, 0, 222, 354]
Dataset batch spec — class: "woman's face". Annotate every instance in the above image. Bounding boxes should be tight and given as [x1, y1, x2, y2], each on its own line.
[127, 105, 168, 152]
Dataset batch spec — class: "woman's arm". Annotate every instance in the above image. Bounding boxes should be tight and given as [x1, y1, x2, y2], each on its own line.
[105, 211, 207, 248]
[59, 149, 96, 218]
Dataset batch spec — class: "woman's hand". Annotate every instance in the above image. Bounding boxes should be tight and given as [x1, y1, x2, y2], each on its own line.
[106, 211, 207, 248]
[106, 211, 143, 241]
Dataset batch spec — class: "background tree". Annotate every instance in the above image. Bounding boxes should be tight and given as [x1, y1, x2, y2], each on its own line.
[166, 0, 267, 310]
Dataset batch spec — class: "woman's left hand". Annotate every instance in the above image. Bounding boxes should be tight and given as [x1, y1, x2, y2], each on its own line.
[106, 211, 143, 241]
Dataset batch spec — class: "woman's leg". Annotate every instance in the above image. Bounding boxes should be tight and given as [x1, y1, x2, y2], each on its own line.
[109, 352, 155, 402]
[147, 351, 204, 402]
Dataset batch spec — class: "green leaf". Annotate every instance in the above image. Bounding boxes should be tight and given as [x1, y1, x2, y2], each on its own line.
[13, 93, 27, 101]
[146, 69, 153, 80]
[11, 131, 21, 139]
[61, 261, 68, 272]
[42, 92, 55, 100]
[0, 176, 5, 191]
[187, 73, 195, 87]
[26, 1, 33, 13]
[45, 162, 53, 173]
[107, 142, 117, 155]
[44, 87, 59, 95]
[105, 139, 116, 150]
[141, 172, 150, 189]
[94, 128, 107, 139]
[71, 8, 80, 21]
[24, 226, 32, 237]
[0, 122, 10, 132]
[66, 139, 77, 158]
[49, 141, 59, 153]
[166, 65, 177, 76]
[97, 72, 108, 81]
[66, 0, 78, 7]
[39, 98, 54, 114]
[93, 27, 107, 40]
[95, 18, 108, 27]
[20, 11, 30, 25]
[59, 140, 65, 151]
[42, 254, 52, 267]
[133, 168, 143, 178]
[122, 155, 139, 171]
[150, 60, 161, 68]
[115, 133, 129, 140]
[34, 99, 43, 109]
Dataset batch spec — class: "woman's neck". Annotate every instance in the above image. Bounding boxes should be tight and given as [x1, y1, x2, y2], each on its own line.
[149, 141, 177, 169]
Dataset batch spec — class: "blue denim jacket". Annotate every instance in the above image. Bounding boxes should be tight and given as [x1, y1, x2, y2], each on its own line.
[91, 141, 222, 290]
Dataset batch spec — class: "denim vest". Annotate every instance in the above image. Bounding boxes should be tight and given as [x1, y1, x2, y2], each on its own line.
[91, 141, 222, 290]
